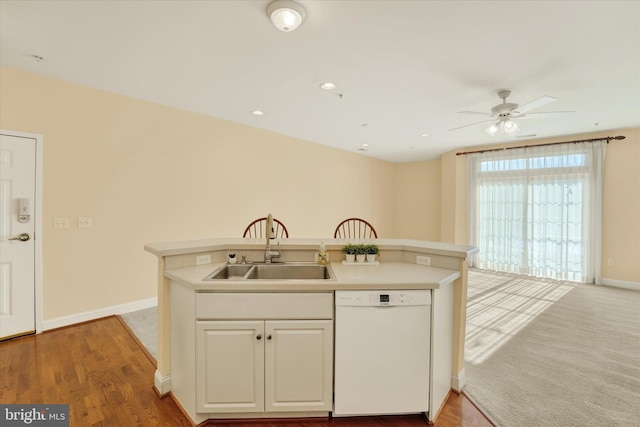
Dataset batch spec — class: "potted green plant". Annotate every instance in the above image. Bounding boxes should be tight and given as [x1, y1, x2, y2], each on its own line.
[355, 244, 367, 263]
[365, 244, 379, 262]
[341, 243, 357, 263]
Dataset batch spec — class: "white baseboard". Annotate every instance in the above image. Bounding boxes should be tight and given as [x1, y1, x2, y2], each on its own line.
[601, 278, 640, 291]
[451, 368, 466, 391]
[154, 370, 171, 396]
[42, 296, 158, 331]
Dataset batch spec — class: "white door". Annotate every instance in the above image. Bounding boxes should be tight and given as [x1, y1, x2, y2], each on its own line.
[0, 133, 37, 339]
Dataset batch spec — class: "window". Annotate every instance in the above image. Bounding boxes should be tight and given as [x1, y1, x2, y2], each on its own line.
[468, 142, 606, 283]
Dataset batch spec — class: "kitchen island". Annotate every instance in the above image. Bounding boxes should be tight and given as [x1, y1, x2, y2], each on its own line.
[145, 238, 478, 424]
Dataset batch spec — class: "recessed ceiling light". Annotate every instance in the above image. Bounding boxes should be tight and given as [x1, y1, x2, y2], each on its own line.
[320, 82, 336, 90]
[421, 133, 429, 137]
[361, 143, 369, 147]
[251, 110, 264, 116]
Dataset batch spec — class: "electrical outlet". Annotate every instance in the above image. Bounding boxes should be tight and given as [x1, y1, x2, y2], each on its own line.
[416, 255, 431, 266]
[53, 217, 69, 229]
[78, 217, 92, 228]
[607, 258, 614, 266]
[196, 254, 211, 265]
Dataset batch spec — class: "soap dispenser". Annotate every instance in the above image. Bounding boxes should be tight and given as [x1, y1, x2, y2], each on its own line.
[318, 241, 328, 265]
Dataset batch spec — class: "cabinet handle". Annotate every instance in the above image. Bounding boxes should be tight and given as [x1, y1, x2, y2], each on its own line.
[256, 334, 262, 341]
[267, 334, 272, 340]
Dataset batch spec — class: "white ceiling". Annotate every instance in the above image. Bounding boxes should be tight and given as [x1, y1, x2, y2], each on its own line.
[1, 0, 639, 163]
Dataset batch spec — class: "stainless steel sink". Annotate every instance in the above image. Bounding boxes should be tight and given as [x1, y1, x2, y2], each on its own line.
[206, 264, 253, 280]
[247, 264, 332, 280]
[204, 263, 334, 281]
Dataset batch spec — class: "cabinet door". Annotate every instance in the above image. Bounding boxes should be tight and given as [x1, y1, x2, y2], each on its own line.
[196, 321, 264, 413]
[264, 320, 333, 412]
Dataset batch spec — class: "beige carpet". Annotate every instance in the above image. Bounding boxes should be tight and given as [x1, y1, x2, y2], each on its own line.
[120, 306, 157, 360]
[464, 269, 640, 426]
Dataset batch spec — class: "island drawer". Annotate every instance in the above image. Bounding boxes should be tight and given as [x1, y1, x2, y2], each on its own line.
[196, 292, 334, 320]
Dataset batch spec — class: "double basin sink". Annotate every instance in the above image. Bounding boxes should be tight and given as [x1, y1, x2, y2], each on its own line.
[204, 262, 334, 281]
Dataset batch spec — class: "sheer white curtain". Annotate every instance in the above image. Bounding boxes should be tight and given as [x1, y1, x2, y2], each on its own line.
[468, 141, 606, 284]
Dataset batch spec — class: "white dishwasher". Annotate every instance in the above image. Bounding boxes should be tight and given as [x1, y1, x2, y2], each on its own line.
[334, 290, 431, 416]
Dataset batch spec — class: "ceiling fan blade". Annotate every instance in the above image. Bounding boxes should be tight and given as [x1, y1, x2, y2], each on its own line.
[513, 111, 574, 119]
[514, 96, 558, 114]
[457, 111, 493, 117]
[448, 119, 494, 131]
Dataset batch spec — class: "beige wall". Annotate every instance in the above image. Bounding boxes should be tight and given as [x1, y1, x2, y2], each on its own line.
[440, 152, 468, 245]
[393, 159, 441, 241]
[440, 128, 640, 284]
[1, 66, 400, 320]
[601, 128, 640, 282]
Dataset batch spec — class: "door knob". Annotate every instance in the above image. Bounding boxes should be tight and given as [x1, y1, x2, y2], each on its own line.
[9, 233, 31, 242]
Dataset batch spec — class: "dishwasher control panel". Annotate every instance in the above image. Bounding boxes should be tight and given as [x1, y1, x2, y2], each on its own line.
[335, 290, 431, 306]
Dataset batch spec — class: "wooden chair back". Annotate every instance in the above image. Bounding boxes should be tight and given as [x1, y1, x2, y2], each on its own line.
[333, 218, 377, 239]
[243, 217, 289, 238]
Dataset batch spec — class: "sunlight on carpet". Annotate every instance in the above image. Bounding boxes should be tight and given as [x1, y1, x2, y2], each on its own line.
[464, 269, 640, 426]
[466, 270, 575, 364]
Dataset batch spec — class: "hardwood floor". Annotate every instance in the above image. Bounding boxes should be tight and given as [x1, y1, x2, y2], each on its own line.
[0, 316, 493, 427]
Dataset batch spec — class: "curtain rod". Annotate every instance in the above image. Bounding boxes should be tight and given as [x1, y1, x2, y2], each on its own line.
[455, 135, 626, 156]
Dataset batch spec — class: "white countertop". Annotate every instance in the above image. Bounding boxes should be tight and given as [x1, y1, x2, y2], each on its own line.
[145, 237, 478, 259]
[166, 261, 461, 292]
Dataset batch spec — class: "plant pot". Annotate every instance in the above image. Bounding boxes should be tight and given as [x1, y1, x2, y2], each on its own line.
[366, 254, 377, 262]
[345, 254, 356, 263]
[356, 254, 366, 263]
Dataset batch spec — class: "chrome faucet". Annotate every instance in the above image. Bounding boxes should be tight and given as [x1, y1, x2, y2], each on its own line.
[265, 239, 281, 263]
[264, 213, 281, 263]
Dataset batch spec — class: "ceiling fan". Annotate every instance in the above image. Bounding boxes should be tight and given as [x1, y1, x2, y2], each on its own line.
[449, 89, 573, 136]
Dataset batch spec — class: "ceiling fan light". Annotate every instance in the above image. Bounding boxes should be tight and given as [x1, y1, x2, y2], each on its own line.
[267, 0, 306, 32]
[504, 120, 519, 134]
[485, 123, 499, 136]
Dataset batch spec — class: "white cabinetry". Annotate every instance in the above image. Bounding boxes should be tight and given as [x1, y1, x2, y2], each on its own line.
[193, 293, 333, 417]
[265, 320, 333, 412]
[196, 320, 264, 412]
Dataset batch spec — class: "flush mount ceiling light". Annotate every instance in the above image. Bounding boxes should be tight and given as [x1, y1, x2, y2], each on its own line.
[251, 110, 264, 116]
[267, 0, 306, 32]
